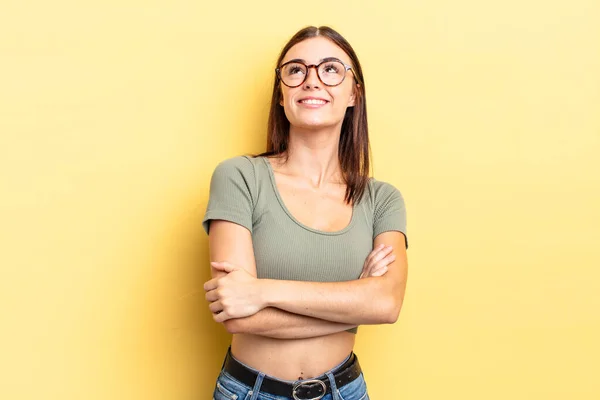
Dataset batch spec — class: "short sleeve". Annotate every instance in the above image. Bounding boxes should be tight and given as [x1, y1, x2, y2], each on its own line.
[202, 157, 256, 234]
[373, 182, 408, 249]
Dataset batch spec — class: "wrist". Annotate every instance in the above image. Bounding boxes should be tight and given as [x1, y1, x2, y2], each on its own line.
[259, 279, 277, 308]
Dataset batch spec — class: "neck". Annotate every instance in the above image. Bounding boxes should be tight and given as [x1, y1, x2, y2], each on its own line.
[279, 124, 344, 188]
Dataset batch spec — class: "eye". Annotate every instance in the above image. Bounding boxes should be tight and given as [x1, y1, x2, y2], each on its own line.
[322, 62, 341, 74]
[284, 63, 306, 76]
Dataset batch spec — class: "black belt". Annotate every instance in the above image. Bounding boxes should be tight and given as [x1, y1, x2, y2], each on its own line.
[222, 349, 362, 399]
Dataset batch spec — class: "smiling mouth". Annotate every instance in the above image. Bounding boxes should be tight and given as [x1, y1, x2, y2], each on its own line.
[298, 99, 328, 105]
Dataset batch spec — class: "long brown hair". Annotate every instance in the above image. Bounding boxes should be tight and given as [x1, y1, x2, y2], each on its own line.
[257, 26, 371, 205]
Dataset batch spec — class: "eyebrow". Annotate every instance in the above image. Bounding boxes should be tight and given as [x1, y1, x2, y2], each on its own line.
[283, 57, 344, 65]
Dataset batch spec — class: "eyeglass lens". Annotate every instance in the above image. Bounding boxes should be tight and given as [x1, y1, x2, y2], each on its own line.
[280, 61, 346, 87]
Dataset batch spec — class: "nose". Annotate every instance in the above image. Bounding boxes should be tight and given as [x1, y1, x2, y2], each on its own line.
[303, 65, 321, 89]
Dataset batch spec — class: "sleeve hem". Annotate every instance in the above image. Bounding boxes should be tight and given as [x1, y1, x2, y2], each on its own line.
[373, 228, 408, 249]
[202, 212, 253, 235]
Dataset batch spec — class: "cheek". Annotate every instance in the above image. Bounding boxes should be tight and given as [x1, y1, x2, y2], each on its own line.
[280, 89, 294, 107]
[332, 87, 355, 109]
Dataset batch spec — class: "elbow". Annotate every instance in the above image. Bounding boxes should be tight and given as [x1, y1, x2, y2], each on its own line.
[223, 319, 245, 334]
[223, 318, 261, 335]
[377, 279, 406, 324]
[382, 298, 403, 324]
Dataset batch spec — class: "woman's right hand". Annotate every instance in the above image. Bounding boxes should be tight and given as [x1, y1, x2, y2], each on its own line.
[359, 244, 396, 278]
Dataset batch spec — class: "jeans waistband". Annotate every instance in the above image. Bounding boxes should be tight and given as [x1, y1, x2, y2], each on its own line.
[221, 347, 362, 399]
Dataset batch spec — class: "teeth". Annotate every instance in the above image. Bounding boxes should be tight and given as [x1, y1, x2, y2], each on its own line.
[300, 99, 327, 105]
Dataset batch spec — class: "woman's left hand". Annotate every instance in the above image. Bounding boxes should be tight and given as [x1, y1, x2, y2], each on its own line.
[204, 262, 266, 322]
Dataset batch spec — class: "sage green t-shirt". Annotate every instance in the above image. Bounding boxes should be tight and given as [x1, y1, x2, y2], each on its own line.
[202, 156, 408, 334]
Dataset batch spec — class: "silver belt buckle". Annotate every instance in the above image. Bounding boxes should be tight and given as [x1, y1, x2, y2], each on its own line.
[292, 379, 326, 400]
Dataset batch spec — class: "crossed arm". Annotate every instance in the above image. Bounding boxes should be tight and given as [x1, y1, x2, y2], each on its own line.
[204, 220, 408, 339]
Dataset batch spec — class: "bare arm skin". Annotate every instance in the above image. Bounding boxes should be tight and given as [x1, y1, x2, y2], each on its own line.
[207, 220, 357, 338]
[224, 307, 357, 339]
[206, 221, 407, 326]
[259, 231, 407, 325]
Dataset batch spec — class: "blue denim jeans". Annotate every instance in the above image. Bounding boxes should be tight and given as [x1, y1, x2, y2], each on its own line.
[213, 352, 370, 400]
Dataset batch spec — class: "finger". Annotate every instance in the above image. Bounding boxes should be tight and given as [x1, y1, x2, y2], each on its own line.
[376, 253, 397, 268]
[362, 244, 384, 273]
[370, 252, 397, 277]
[361, 244, 387, 278]
[360, 255, 375, 278]
[370, 266, 388, 277]
[370, 246, 393, 266]
[366, 245, 393, 269]
[370, 253, 396, 274]
[210, 261, 237, 273]
[213, 310, 230, 323]
[364, 246, 393, 277]
[203, 278, 219, 291]
[205, 289, 219, 302]
[208, 301, 223, 314]
[364, 244, 386, 266]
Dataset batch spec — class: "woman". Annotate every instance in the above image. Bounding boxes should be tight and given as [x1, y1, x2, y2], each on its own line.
[202, 25, 408, 400]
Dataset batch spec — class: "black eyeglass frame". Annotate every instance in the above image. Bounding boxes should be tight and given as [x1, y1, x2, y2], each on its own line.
[275, 57, 361, 88]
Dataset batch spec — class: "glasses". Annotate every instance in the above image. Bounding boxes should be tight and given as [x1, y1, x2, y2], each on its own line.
[276, 57, 359, 88]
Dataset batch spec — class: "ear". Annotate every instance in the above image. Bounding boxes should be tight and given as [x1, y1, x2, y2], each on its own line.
[348, 83, 360, 107]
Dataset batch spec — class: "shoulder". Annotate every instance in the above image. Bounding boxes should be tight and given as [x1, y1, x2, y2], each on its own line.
[203, 156, 260, 234]
[369, 178, 402, 196]
[366, 177, 405, 207]
[368, 177, 408, 245]
[213, 155, 258, 174]
[211, 155, 265, 183]
[208, 155, 265, 198]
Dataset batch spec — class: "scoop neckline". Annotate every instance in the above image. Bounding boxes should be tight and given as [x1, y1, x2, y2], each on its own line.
[261, 156, 357, 236]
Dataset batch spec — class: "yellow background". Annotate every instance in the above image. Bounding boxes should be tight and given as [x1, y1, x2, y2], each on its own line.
[1, 0, 599, 399]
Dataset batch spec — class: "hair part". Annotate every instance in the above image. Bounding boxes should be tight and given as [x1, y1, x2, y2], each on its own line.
[257, 25, 371, 205]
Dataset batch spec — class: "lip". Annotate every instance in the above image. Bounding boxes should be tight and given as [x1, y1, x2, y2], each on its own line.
[297, 97, 330, 108]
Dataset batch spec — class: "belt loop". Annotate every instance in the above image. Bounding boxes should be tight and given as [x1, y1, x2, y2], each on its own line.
[325, 371, 341, 400]
[249, 372, 265, 400]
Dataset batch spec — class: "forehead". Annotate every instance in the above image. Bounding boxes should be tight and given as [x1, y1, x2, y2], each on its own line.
[282, 37, 351, 65]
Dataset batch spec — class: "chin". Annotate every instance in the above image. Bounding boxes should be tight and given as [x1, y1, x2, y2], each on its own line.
[293, 117, 337, 129]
